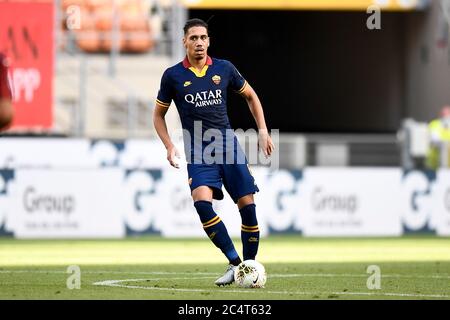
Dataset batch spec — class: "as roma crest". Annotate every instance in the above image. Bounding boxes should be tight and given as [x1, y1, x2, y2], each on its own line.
[212, 75, 221, 85]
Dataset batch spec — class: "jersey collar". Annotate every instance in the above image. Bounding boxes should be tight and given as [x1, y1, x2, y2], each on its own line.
[183, 56, 213, 77]
[182, 55, 213, 68]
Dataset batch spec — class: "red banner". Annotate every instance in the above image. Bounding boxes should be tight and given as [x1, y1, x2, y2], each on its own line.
[0, 1, 54, 130]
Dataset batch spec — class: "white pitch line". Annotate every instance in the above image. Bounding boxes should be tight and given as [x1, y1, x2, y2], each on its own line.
[94, 279, 214, 293]
[0, 270, 217, 275]
[271, 273, 450, 279]
[96, 276, 216, 281]
[0, 270, 67, 274]
[333, 291, 450, 298]
[1, 270, 449, 279]
[93, 278, 311, 295]
[92, 278, 450, 299]
[1, 270, 447, 298]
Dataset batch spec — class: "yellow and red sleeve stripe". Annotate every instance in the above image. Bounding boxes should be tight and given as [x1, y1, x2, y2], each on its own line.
[203, 216, 221, 229]
[241, 224, 259, 232]
[156, 99, 170, 108]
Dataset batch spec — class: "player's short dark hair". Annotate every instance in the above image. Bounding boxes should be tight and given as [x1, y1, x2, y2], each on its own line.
[183, 18, 209, 35]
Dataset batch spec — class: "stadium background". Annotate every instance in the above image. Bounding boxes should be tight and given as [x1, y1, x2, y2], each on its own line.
[0, 0, 449, 300]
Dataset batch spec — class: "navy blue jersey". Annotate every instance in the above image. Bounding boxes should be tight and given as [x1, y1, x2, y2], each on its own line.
[157, 56, 247, 131]
[156, 56, 259, 199]
[156, 56, 247, 162]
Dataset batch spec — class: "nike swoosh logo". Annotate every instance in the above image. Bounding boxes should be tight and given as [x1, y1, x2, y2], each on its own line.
[253, 274, 259, 284]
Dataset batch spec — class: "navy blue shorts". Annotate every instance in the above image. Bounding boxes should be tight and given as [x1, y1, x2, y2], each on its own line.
[187, 163, 259, 203]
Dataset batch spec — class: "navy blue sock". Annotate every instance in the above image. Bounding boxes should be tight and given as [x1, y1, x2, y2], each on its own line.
[194, 200, 241, 265]
[239, 203, 259, 260]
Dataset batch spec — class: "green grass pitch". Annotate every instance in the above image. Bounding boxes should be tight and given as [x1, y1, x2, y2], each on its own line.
[0, 236, 449, 300]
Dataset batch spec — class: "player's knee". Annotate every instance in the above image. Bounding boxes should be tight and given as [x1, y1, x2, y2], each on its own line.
[191, 185, 213, 202]
[237, 194, 254, 209]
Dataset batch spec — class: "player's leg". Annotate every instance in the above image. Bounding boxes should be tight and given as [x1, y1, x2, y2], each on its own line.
[192, 186, 241, 286]
[237, 194, 260, 260]
[192, 186, 241, 265]
[222, 164, 260, 261]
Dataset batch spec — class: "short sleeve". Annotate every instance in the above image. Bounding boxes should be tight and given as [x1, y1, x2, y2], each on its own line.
[156, 69, 173, 108]
[228, 61, 248, 94]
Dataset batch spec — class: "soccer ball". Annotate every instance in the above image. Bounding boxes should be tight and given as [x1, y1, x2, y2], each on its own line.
[234, 260, 267, 288]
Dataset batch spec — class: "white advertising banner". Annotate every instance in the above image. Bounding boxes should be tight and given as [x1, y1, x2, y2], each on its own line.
[253, 168, 302, 234]
[298, 168, 403, 237]
[118, 139, 173, 169]
[0, 138, 449, 238]
[124, 168, 206, 238]
[432, 170, 450, 236]
[119, 167, 271, 238]
[0, 138, 170, 169]
[399, 170, 436, 232]
[5, 169, 125, 238]
[141, 168, 255, 238]
[0, 138, 93, 168]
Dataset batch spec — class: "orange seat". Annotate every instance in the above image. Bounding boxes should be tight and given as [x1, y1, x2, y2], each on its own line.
[62, 0, 153, 53]
[76, 30, 101, 52]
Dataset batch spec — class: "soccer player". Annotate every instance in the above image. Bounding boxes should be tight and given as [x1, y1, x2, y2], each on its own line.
[0, 52, 13, 131]
[153, 18, 274, 286]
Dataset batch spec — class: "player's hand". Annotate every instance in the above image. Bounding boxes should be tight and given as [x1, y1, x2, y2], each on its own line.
[167, 145, 181, 169]
[258, 130, 275, 158]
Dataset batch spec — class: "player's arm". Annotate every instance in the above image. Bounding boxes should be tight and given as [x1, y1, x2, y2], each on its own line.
[0, 58, 13, 131]
[153, 103, 180, 168]
[240, 84, 274, 157]
[0, 99, 13, 130]
[153, 70, 181, 168]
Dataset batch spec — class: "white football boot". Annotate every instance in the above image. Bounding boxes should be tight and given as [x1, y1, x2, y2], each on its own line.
[215, 264, 237, 286]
